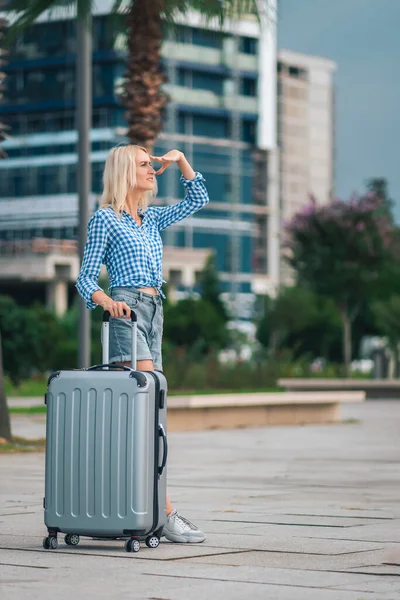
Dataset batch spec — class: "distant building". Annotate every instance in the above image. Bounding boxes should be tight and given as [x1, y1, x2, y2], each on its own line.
[277, 49, 336, 283]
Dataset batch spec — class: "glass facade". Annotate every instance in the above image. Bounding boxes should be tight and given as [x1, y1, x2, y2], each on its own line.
[0, 15, 263, 312]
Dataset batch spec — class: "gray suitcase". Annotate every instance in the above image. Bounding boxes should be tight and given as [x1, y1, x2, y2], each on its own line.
[43, 310, 168, 553]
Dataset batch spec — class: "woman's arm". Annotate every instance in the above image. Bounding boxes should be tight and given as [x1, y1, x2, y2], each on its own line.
[177, 153, 196, 181]
[75, 212, 109, 309]
[150, 150, 209, 231]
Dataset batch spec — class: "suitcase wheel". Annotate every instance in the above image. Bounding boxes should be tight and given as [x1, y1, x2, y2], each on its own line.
[125, 538, 140, 553]
[145, 535, 160, 549]
[65, 534, 80, 546]
[43, 536, 58, 550]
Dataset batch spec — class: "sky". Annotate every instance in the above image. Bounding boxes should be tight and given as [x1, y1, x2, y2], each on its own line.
[277, 0, 400, 219]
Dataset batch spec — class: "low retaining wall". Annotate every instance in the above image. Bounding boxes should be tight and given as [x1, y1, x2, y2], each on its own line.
[278, 378, 400, 400]
[167, 391, 365, 431]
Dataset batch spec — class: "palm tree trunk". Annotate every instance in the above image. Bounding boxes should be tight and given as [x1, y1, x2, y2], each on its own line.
[0, 331, 12, 441]
[121, 0, 168, 149]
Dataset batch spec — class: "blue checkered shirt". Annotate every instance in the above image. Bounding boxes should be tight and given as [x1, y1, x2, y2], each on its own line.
[76, 171, 209, 309]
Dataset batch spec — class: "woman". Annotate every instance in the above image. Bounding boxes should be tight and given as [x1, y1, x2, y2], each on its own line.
[76, 144, 209, 543]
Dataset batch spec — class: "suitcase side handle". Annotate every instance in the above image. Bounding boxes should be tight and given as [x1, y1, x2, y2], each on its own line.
[158, 424, 168, 477]
[101, 309, 137, 370]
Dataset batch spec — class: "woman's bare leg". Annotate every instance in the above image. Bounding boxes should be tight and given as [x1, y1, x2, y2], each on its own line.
[122, 359, 173, 515]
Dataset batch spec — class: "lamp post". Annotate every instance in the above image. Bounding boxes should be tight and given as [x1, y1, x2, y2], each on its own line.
[77, 14, 92, 368]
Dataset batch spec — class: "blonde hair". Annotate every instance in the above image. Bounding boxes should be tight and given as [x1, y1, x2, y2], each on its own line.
[100, 144, 157, 214]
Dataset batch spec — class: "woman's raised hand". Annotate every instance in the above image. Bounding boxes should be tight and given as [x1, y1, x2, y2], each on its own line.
[150, 150, 184, 175]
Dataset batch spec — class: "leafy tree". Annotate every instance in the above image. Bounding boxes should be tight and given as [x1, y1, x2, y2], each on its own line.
[198, 254, 228, 322]
[0, 295, 63, 384]
[52, 298, 105, 369]
[256, 286, 341, 361]
[366, 177, 393, 217]
[285, 193, 394, 376]
[164, 297, 229, 354]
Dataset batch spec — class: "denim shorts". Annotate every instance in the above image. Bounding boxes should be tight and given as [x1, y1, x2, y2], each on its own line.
[109, 287, 164, 371]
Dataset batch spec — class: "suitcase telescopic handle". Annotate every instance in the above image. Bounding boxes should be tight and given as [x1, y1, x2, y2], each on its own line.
[101, 309, 137, 370]
[102, 310, 137, 323]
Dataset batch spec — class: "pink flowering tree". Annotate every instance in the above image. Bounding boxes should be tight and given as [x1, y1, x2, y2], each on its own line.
[285, 193, 394, 377]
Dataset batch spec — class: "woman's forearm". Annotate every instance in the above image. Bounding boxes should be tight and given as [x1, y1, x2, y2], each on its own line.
[92, 290, 112, 308]
[177, 153, 196, 180]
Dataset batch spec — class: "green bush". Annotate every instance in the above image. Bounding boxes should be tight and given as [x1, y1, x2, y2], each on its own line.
[0, 295, 63, 384]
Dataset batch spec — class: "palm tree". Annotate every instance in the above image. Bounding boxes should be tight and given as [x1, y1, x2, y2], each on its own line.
[113, 0, 258, 148]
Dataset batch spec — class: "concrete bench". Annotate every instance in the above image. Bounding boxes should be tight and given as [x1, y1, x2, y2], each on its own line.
[278, 378, 400, 399]
[167, 390, 365, 431]
[9, 390, 365, 432]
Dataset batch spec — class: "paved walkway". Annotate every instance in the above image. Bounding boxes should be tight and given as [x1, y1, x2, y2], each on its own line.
[1, 400, 399, 599]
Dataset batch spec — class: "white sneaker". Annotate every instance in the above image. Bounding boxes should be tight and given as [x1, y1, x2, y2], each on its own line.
[162, 510, 206, 543]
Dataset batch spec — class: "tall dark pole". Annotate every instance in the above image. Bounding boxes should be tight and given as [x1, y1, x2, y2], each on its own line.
[77, 14, 92, 368]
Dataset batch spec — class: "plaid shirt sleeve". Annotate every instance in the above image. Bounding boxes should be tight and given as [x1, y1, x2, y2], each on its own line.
[76, 211, 108, 309]
[153, 171, 209, 231]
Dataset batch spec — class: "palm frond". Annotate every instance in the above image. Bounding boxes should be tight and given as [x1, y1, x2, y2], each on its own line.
[6, 0, 92, 38]
[113, 0, 258, 24]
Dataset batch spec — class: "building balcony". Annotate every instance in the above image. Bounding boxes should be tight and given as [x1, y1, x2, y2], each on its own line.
[161, 41, 257, 73]
[164, 84, 258, 114]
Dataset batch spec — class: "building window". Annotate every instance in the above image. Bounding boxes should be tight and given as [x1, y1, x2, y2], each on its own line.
[92, 107, 110, 128]
[37, 165, 64, 195]
[177, 113, 187, 134]
[191, 28, 223, 49]
[288, 66, 307, 80]
[178, 68, 191, 87]
[178, 68, 223, 94]
[172, 25, 223, 48]
[93, 64, 116, 98]
[172, 25, 191, 44]
[199, 172, 231, 202]
[242, 120, 256, 144]
[13, 20, 75, 59]
[45, 111, 75, 132]
[192, 115, 228, 138]
[192, 72, 224, 94]
[241, 174, 253, 204]
[93, 15, 118, 52]
[241, 77, 257, 97]
[66, 164, 77, 194]
[92, 162, 104, 194]
[240, 37, 258, 55]
[241, 235, 252, 273]
[193, 231, 230, 271]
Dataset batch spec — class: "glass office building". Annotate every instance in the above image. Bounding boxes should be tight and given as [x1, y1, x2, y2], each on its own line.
[0, 2, 278, 319]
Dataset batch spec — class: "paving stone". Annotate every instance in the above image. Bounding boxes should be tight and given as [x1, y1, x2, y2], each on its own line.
[1, 399, 399, 599]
